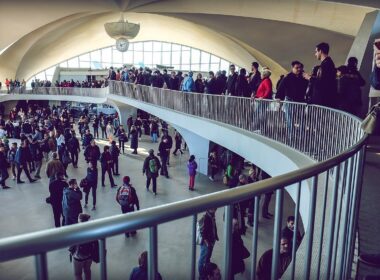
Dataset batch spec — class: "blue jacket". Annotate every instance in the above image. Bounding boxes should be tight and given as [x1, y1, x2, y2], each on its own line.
[182, 76, 195, 92]
[62, 187, 82, 218]
[129, 267, 162, 280]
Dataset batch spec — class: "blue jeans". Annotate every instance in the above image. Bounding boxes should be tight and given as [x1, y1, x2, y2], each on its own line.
[283, 102, 294, 138]
[198, 243, 214, 277]
[152, 133, 158, 143]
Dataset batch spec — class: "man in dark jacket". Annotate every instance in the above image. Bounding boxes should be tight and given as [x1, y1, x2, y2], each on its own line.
[215, 71, 227, 95]
[116, 176, 140, 237]
[225, 65, 238, 96]
[62, 179, 82, 226]
[276, 61, 309, 138]
[84, 140, 100, 166]
[161, 129, 173, 165]
[249, 62, 261, 96]
[82, 129, 93, 148]
[158, 138, 170, 178]
[205, 71, 218, 94]
[198, 208, 219, 278]
[303, 42, 337, 108]
[85, 161, 98, 210]
[67, 131, 80, 168]
[142, 149, 161, 195]
[49, 172, 67, 227]
[110, 141, 120, 175]
[257, 237, 291, 280]
[100, 146, 116, 188]
[168, 71, 179, 90]
[15, 139, 36, 183]
[0, 144, 10, 189]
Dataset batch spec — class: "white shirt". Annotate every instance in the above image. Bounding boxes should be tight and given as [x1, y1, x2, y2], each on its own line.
[57, 134, 65, 146]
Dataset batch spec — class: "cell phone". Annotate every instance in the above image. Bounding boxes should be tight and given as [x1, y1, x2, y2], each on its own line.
[374, 41, 380, 50]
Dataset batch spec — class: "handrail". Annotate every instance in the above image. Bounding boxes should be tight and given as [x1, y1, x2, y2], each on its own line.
[0, 83, 368, 280]
[0, 131, 367, 262]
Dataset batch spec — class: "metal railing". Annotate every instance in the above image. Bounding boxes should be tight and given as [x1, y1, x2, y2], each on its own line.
[0, 86, 107, 98]
[109, 81, 364, 162]
[0, 82, 367, 280]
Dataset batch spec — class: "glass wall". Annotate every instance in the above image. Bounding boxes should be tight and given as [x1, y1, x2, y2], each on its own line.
[28, 40, 238, 83]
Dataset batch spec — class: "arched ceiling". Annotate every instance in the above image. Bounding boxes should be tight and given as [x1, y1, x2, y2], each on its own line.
[0, 0, 377, 82]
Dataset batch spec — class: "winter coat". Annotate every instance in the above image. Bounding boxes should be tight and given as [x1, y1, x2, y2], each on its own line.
[143, 155, 161, 178]
[255, 78, 273, 99]
[187, 160, 198, 176]
[130, 130, 138, 149]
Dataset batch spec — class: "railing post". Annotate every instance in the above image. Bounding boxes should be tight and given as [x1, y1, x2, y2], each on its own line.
[35, 252, 48, 280]
[290, 182, 301, 279]
[191, 214, 197, 280]
[99, 238, 107, 280]
[223, 204, 233, 280]
[338, 157, 354, 278]
[325, 164, 341, 279]
[149, 226, 158, 280]
[304, 175, 318, 279]
[251, 196, 260, 280]
[316, 171, 330, 279]
[271, 188, 284, 280]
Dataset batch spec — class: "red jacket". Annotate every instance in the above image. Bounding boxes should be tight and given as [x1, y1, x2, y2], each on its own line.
[255, 78, 272, 99]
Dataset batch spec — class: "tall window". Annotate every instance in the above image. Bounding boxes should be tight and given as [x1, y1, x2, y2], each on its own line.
[28, 41, 239, 84]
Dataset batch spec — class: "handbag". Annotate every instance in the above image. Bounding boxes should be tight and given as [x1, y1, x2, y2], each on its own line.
[361, 103, 380, 134]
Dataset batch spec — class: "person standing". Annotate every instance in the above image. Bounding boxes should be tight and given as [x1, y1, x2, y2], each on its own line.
[46, 152, 65, 182]
[69, 213, 99, 280]
[0, 144, 10, 189]
[116, 176, 140, 237]
[150, 119, 159, 143]
[249, 62, 261, 96]
[129, 251, 163, 280]
[187, 155, 198, 191]
[100, 146, 116, 188]
[110, 141, 120, 176]
[62, 179, 82, 226]
[256, 237, 291, 280]
[7, 142, 17, 181]
[303, 42, 337, 108]
[276, 61, 308, 139]
[158, 137, 170, 178]
[225, 65, 238, 96]
[161, 130, 173, 165]
[115, 125, 127, 154]
[143, 149, 161, 195]
[106, 122, 113, 143]
[85, 161, 98, 210]
[92, 116, 99, 139]
[198, 208, 219, 279]
[130, 125, 139, 154]
[82, 129, 93, 149]
[208, 151, 219, 182]
[84, 140, 100, 166]
[68, 131, 80, 168]
[49, 172, 67, 227]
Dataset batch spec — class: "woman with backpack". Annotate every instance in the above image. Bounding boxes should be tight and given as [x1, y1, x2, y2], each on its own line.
[187, 155, 198, 191]
[116, 176, 140, 237]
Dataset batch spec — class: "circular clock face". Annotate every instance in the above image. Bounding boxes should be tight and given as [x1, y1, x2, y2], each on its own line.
[116, 38, 129, 52]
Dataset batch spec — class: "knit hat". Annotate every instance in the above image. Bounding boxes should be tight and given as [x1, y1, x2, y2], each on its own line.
[123, 176, 130, 184]
[148, 149, 154, 155]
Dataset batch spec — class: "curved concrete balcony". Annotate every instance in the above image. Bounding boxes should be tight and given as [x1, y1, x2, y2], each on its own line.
[0, 83, 366, 279]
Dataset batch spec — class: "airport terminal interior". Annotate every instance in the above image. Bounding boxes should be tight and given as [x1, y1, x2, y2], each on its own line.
[1, 1, 380, 279]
